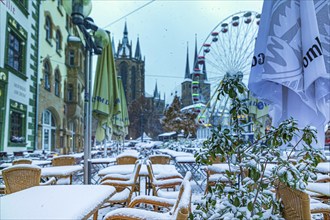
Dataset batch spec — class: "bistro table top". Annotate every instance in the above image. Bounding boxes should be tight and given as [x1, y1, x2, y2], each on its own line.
[0, 160, 51, 169]
[41, 165, 83, 177]
[98, 164, 178, 177]
[0, 185, 116, 220]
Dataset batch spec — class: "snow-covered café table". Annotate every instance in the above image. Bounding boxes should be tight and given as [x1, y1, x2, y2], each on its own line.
[98, 164, 179, 177]
[0, 185, 116, 220]
[41, 165, 83, 184]
[98, 163, 181, 194]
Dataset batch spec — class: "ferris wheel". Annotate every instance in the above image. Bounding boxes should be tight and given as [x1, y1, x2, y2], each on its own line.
[192, 11, 260, 124]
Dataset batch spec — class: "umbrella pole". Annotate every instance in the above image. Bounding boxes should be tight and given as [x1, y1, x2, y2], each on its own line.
[84, 49, 92, 184]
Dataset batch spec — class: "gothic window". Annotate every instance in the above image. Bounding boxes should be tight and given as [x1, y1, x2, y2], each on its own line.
[131, 67, 136, 99]
[45, 16, 52, 43]
[68, 50, 75, 66]
[119, 62, 128, 94]
[55, 70, 60, 96]
[44, 61, 51, 91]
[67, 84, 73, 102]
[77, 84, 81, 104]
[55, 30, 62, 53]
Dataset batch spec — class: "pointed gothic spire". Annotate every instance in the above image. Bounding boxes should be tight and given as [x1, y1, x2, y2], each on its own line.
[153, 81, 158, 98]
[184, 43, 190, 79]
[118, 21, 131, 58]
[122, 21, 129, 45]
[135, 37, 142, 60]
[112, 36, 116, 58]
[193, 34, 199, 72]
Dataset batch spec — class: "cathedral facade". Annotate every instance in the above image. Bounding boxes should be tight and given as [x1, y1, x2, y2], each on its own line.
[114, 23, 165, 139]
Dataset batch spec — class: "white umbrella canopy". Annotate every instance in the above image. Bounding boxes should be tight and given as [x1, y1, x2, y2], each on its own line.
[248, 0, 330, 149]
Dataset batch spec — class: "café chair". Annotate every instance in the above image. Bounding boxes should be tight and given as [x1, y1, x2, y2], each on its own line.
[51, 155, 76, 166]
[2, 164, 56, 194]
[101, 160, 142, 206]
[116, 155, 138, 165]
[146, 160, 183, 196]
[276, 182, 330, 220]
[148, 154, 171, 164]
[12, 158, 32, 165]
[51, 155, 76, 184]
[103, 172, 192, 220]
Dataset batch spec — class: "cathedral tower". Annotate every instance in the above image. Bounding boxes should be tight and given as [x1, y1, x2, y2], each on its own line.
[115, 22, 145, 106]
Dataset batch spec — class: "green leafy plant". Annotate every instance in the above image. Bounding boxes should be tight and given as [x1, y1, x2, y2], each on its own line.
[193, 75, 325, 219]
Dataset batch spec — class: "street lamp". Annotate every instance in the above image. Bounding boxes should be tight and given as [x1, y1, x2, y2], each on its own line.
[63, 0, 106, 184]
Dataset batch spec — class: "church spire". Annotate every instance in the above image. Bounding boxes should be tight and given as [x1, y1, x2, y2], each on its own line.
[184, 43, 190, 79]
[135, 37, 142, 60]
[117, 21, 132, 58]
[112, 35, 116, 58]
[153, 81, 158, 98]
[122, 21, 129, 45]
[193, 34, 199, 72]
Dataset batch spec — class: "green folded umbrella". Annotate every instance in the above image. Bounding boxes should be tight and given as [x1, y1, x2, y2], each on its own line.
[92, 34, 121, 142]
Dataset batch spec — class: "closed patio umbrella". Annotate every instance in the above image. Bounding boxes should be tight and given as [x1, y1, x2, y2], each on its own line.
[92, 32, 121, 146]
[112, 77, 130, 141]
[248, 0, 330, 148]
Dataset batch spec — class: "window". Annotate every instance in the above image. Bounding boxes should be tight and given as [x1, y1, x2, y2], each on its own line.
[6, 15, 27, 78]
[45, 16, 52, 43]
[77, 84, 81, 104]
[67, 84, 73, 101]
[55, 70, 60, 96]
[69, 50, 75, 66]
[43, 110, 55, 126]
[55, 30, 61, 52]
[9, 101, 26, 145]
[44, 61, 51, 91]
[8, 32, 23, 72]
[131, 67, 136, 99]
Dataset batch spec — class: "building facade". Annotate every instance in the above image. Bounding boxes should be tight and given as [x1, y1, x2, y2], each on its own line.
[0, 0, 40, 153]
[37, 0, 85, 154]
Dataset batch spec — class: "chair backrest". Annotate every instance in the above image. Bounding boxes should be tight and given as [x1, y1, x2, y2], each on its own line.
[146, 160, 155, 182]
[171, 172, 192, 220]
[2, 164, 41, 194]
[276, 182, 311, 220]
[52, 155, 76, 166]
[12, 158, 32, 165]
[116, 155, 138, 165]
[149, 154, 171, 164]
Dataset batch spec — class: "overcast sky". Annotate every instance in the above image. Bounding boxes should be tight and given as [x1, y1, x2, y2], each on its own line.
[90, 0, 263, 104]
